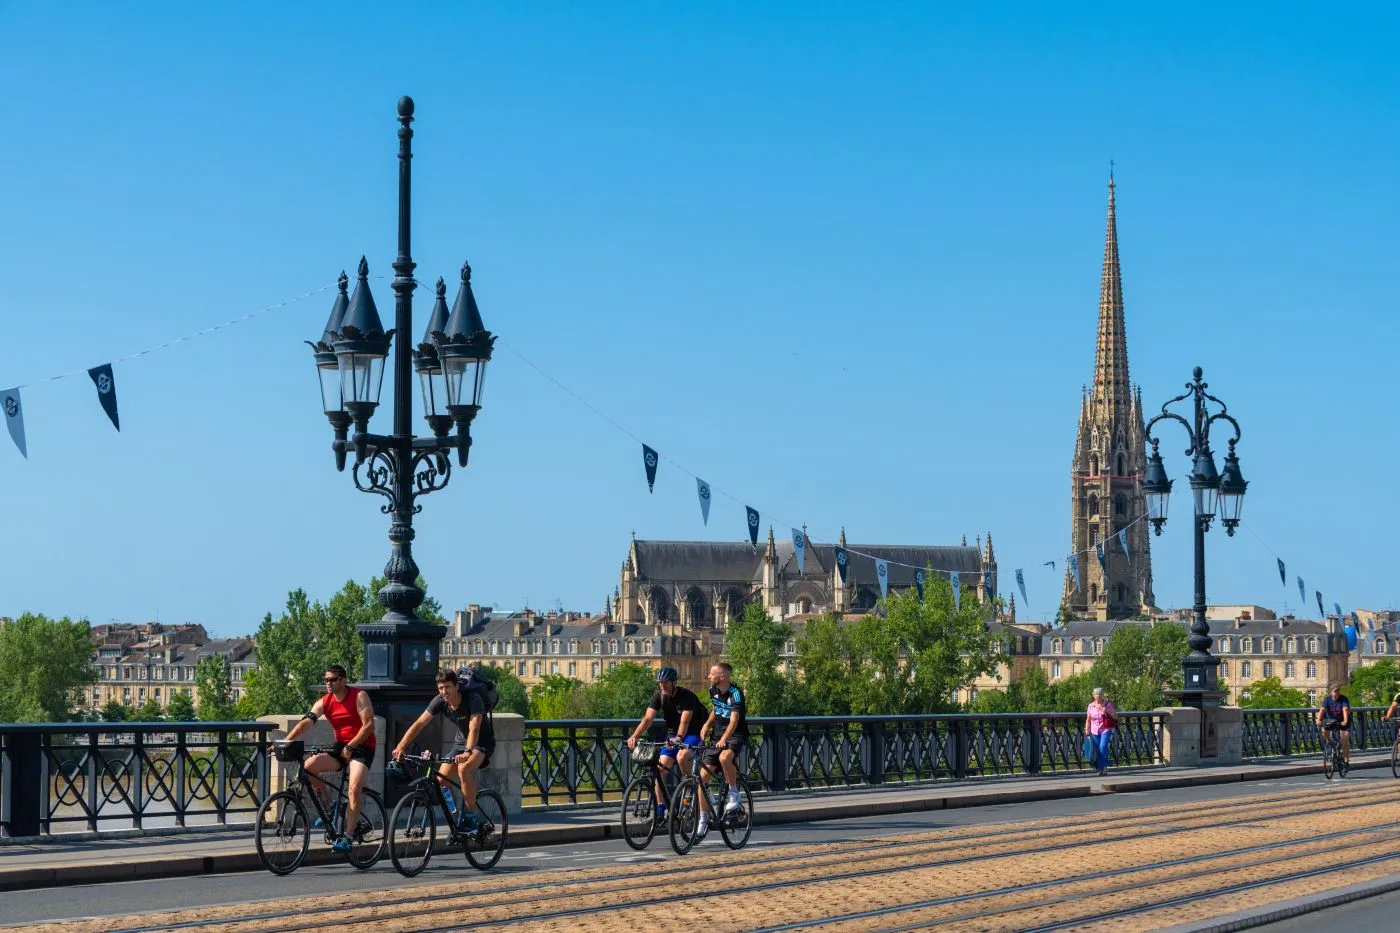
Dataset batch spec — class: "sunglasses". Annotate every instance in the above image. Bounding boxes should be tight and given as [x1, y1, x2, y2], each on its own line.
[323, 677, 342, 684]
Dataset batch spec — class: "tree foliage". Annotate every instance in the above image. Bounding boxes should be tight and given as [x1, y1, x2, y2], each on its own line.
[1089, 623, 1189, 710]
[528, 675, 588, 719]
[1238, 676, 1309, 709]
[1346, 660, 1399, 707]
[166, 689, 197, 722]
[723, 603, 794, 716]
[99, 698, 132, 722]
[0, 613, 98, 722]
[581, 663, 659, 720]
[476, 663, 530, 717]
[195, 654, 236, 721]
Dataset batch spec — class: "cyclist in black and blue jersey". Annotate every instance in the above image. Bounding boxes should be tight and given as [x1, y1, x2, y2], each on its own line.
[626, 666, 705, 821]
[697, 661, 747, 839]
[1316, 683, 1352, 767]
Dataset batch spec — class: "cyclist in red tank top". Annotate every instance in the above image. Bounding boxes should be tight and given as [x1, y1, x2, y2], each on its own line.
[280, 665, 376, 854]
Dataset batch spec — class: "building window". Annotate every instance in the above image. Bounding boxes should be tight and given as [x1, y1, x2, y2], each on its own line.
[1262, 637, 1274, 653]
[518, 661, 526, 676]
[1116, 454, 1125, 476]
[1306, 661, 1317, 679]
[1307, 636, 1318, 653]
[1241, 661, 1252, 678]
[610, 640, 618, 654]
[1377, 639, 1389, 654]
[569, 640, 579, 655]
[1284, 637, 1295, 655]
[1092, 637, 1103, 654]
[533, 662, 542, 676]
[1285, 661, 1296, 679]
[1089, 526, 1099, 547]
[592, 640, 600, 655]
[568, 662, 577, 677]
[1263, 661, 1273, 677]
[591, 662, 600, 678]
[1072, 639, 1081, 655]
[1219, 661, 1229, 678]
[1241, 638, 1253, 653]
[609, 661, 618, 671]
[550, 662, 559, 675]
[1051, 661, 1061, 680]
[1052, 638, 1063, 654]
[154, 689, 161, 699]
[490, 642, 499, 656]
[1308, 690, 1318, 705]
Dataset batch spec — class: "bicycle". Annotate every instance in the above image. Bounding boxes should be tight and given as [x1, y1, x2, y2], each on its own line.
[620, 739, 685, 851]
[255, 740, 387, 875]
[1389, 720, 1399, 779]
[667, 743, 753, 855]
[387, 752, 509, 875]
[1321, 721, 1349, 780]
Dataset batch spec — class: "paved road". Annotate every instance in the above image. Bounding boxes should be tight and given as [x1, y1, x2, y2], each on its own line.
[4, 770, 1395, 928]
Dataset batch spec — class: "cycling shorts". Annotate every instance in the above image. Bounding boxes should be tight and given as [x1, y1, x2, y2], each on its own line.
[331, 743, 376, 769]
[449, 735, 494, 768]
[1320, 720, 1345, 732]
[659, 734, 703, 758]
[700, 736, 746, 769]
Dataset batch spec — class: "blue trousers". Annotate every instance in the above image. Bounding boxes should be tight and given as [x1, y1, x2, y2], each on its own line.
[1089, 730, 1113, 771]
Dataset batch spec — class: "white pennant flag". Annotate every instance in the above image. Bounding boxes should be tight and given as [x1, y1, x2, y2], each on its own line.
[875, 559, 889, 600]
[696, 478, 711, 525]
[1, 388, 26, 458]
[792, 528, 806, 574]
[950, 570, 961, 610]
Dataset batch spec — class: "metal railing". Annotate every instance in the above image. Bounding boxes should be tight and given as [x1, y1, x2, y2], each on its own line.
[522, 711, 1167, 808]
[1241, 706, 1396, 758]
[0, 722, 272, 838]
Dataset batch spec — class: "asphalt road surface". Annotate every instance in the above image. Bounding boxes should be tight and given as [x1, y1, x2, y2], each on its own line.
[4, 771, 1396, 929]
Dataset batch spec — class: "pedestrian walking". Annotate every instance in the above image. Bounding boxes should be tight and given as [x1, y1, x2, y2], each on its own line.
[1085, 687, 1118, 776]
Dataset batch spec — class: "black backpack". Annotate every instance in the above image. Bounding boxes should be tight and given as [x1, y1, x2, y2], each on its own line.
[457, 666, 500, 713]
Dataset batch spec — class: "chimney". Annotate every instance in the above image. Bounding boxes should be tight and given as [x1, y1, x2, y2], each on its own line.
[1234, 617, 1245, 629]
[514, 616, 529, 637]
[600, 620, 610, 635]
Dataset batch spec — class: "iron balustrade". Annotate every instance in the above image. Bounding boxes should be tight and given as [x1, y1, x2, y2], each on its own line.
[522, 712, 1167, 808]
[0, 722, 272, 838]
[1241, 707, 1394, 759]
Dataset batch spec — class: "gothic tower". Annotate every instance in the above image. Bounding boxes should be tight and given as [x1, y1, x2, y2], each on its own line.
[1066, 177, 1156, 620]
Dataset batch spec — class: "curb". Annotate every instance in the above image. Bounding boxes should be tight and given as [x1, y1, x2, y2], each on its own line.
[1159, 871, 1400, 932]
[0, 760, 1388, 892]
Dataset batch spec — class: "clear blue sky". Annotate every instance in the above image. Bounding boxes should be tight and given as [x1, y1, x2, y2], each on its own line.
[1, 3, 1396, 636]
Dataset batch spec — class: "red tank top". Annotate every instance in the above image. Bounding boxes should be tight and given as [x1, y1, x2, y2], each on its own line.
[323, 686, 374, 747]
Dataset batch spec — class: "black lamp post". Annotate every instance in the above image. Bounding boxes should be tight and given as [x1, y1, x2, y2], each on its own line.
[307, 97, 495, 747]
[1142, 366, 1247, 711]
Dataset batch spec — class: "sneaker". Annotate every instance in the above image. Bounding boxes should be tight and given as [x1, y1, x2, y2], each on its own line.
[331, 837, 351, 854]
[724, 791, 742, 814]
[654, 804, 667, 824]
[695, 815, 709, 839]
[457, 811, 479, 835]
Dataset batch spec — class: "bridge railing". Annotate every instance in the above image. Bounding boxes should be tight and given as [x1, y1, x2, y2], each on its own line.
[0, 721, 272, 838]
[521, 711, 1167, 808]
[1240, 706, 1394, 758]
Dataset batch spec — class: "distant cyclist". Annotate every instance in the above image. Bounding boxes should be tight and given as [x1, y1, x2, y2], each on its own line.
[1383, 688, 1400, 724]
[278, 664, 375, 854]
[697, 662, 747, 839]
[1316, 683, 1352, 766]
[626, 667, 705, 822]
[393, 669, 495, 836]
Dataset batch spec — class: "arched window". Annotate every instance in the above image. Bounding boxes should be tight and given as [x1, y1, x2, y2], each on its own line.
[625, 640, 635, 655]
[1052, 638, 1063, 654]
[1376, 638, 1388, 655]
[1089, 455, 1099, 476]
[551, 639, 560, 654]
[1071, 638, 1081, 654]
[1116, 454, 1125, 476]
[1090, 583, 1099, 603]
[1241, 637, 1253, 653]
[1307, 636, 1318, 653]
[591, 640, 600, 655]
[1262, 637, 1275, 653]
[1092, 637, 1104, 654]
[1088, 494, 1099, 516]
[1115, 583, 1126, 603]
[610, 640, 619, 655]
[569, 639, 579, 654]
[1284, 637, 1295, 654]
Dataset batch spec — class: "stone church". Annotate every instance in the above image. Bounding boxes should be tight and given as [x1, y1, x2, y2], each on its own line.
[614, 529, 999, 630]
[1065, 177, 1157, 620]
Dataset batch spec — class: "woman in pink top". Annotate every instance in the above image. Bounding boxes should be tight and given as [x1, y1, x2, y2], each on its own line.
[1085, 687, 1118, 775]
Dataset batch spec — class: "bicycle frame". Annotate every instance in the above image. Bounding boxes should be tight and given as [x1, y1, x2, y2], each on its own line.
[399, 754, 477, 830]
[285, 751, 353, 838]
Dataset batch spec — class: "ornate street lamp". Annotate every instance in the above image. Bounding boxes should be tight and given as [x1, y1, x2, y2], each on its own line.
[1144, 366, 1247, 712]
[306, 97, 495, 758]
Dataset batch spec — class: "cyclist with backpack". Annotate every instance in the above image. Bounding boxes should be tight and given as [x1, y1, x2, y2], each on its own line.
[392, 668, 496, 835]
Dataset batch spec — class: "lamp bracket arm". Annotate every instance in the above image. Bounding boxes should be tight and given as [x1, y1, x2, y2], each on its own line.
[411, 436, 456, 451]
[1143, 412, 1196, 456]
[406, 449, 451, 511]
[352, 448, 399, 514]
[1160, 386, 1195, 414]
[1205, 411, 1242, 446]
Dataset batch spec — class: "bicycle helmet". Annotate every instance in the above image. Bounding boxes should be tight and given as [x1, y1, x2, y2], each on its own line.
[386, 759, 407, 782]
[655, 666, 679, 682]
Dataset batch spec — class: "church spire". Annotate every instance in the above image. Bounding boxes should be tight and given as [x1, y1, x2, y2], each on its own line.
[1094, 174, 1131, 420]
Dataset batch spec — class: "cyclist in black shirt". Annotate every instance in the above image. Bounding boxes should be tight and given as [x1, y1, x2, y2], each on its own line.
[626, 667, 705, 821]
[393, 669, 495, 834]
[1316, 683, 1352, 766]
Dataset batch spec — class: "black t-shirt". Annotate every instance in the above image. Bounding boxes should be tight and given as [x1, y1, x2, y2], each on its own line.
[648, 685, 706, 738]
[1320, 694, 1351, 724]
[427, 691, 495, 747]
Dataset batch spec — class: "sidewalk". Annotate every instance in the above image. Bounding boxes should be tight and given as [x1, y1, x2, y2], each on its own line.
[1, 754, 1388, 891]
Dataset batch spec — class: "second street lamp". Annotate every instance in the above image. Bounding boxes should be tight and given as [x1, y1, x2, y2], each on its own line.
[1143, 366, 1247, 717]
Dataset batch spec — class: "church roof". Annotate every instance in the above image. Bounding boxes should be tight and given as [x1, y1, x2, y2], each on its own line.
[631, 539, 983, 587]
[824, 544, 982, 587]
[633, 540, 765, 582]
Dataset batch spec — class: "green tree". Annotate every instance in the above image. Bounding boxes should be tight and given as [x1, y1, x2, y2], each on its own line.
[99, 697, 132, 722]
[133, 696, 165, 722]
[582, 663, 658, 719]
[195, 654, 237, 721]
[795, 614, 857, 715]
[1053, 670, 1099, 713]
[1346, 660, 1400, 707]
[1012, 665, 1058, 712]
[241, 590, 326, 717]
[1091, 622, 1189, 710]
[967, 688, 1020, 714]
[166, 689, 197, 722]
[1238, 676, 1309, 709]
[723, 603, 793, 716]
[477, 663, 529, 717]
[0, 613, 98, 722]
[529, 675, 587, 720]
[880, 575, 1008, 715]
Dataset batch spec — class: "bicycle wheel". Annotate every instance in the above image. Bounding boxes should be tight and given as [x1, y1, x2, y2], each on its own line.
[621, 775, 658, 851]
[255, 790, 309, 876]
[668, 777, 702, 856]
[464, 789, 509, 870]
[1322, 744, 1335, 780]
[388, 790, 436, 877]
[720, 778, 754, 850]
[343, 789, 387, 870]
[1392, 738, 1399, 779]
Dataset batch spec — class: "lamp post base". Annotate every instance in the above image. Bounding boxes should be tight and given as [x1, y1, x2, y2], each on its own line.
[355, 619, 448, 803]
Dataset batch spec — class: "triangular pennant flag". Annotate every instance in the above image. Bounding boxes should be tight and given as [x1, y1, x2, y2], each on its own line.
[1016, 568, 1027, 605]
[1118, 528, 1129, 558]
[792, 528, 806, 574]
[1277, 558, 1286, 586]
[696, 478, 711, 525]
[1316, 591, 1325, 620]
[1351, 610, 1360, 629]
[1, 388, 26, 458]
[1334, 602, 1342, 622]
[834, 546, 849, 584]
[641, 444, 659, 493]
[914, 568, 925, 601]
[1043, 560, 1056, 573]
[1068, 555, 1081, 592]
[875, 559, 889, 600]
[1345, 624, 1358, 651]
[986, 569, 996, 605]
[87, 364, 120, 431]
[1095, 542, 1106, 571]
[745, 506, 760, 551]
[950, 570, 961, 610]
[1297, 576, 1306, 604]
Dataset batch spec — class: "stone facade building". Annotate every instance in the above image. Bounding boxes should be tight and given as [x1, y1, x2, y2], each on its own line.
[86, 622, 256, 712]
[1066, 178, 1156, 619]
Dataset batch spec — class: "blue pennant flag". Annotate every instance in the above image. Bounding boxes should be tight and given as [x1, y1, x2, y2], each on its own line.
[745, 506, 760, 551]
[985, 569, 996, 605]
[834, 546, 849, 583]
[1316, 591, 1325, 620]
[1, 387, 26, 458]
[875, 559, 889, 600]
[915, 568, 925, 601]
[950, 570, 961, 611]
[1352, 610, 1361, 629]
[88, 364, 120, 431]
[696, 478, 711, 525]
[1068, 555, 1081, 593]
[641, 444, 659, 493]
[792, 528, 806, 574]
[1334, 602, 1341, 622]
[1016, 568, 1027, 605]
[1297, 576, 1306, 604]
[1345, 624, 1358, 651]
[1095, 542, 1106, 571]
[1277, 558, 1286, 586]
[1118, 528, 1129, 558]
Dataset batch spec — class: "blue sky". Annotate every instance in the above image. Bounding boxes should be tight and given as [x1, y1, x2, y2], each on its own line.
[1, 3, 1396, 635]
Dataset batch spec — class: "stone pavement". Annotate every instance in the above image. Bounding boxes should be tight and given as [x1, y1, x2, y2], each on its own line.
[0, 753, 1388, 891]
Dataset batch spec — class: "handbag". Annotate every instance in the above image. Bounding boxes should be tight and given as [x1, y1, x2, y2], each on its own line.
[1104, 710, 1119, 730]
[630, 741, 660, 765]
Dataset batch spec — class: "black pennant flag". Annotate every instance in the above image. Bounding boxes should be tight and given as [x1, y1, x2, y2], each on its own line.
[1316, 591, 1325, 620]
[834, 546, 849, 583]
[88, 364, 120, 431]
[1277, 558, 1286, 586]
[745, 506, 760, 551]
[641, 444, 658, 492]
